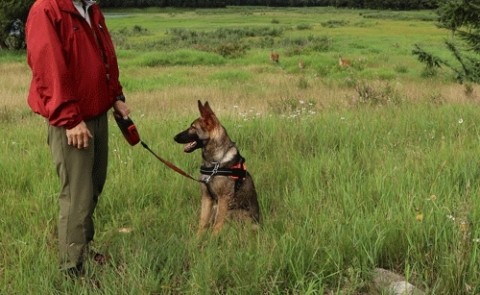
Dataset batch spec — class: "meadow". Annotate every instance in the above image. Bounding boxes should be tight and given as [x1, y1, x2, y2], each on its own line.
[1, 6, 480, 294]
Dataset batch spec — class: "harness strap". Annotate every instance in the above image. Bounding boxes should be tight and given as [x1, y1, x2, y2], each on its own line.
[200, 155, 247, 182]
[199, 166, 247, 178]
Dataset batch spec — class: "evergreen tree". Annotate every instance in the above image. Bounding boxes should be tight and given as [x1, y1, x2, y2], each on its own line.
[0, 0, 34, 50]
[413, 0, 480, 83]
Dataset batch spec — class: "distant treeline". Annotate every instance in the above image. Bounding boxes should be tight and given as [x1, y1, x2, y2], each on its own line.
[98, 0, 226, 8]
[98, 0, 439, 10]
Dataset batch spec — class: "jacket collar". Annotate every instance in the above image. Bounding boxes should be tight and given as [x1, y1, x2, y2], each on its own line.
[72, 0, 95, 24]
[74, 0, 96, 8]
[56, 0, 96, 14]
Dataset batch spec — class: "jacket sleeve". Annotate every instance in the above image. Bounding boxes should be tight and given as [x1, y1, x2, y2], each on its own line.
[26, 6, 82, 129]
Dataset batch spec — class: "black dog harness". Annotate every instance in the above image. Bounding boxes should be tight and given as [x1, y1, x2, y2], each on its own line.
[200, 154, 247, 184]
[140, 141, 247, 187]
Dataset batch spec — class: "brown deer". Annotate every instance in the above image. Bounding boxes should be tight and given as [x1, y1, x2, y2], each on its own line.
[338, 57, 352, 68]
[270, 51, 280, 63]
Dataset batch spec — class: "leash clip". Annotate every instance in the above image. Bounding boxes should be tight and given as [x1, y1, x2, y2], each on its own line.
[205, 162, 220, 184]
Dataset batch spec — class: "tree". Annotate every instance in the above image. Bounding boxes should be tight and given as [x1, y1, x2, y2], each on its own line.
[0, 0, 34, 50]
[412, 0, 480, 83]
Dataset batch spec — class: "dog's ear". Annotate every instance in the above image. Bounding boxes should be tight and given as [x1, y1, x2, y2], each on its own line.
[198, 100, 218, 130]
[203, 101, 214, 115]
[198, 100, 216, 118]
[198, 100, 205, 116]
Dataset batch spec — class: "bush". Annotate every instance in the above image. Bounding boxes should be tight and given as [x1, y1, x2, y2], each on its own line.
[0, 0, 34, 50]
[353, 81, 403, 106]
[320, 19, 349, 28]
[215, 42, 248, 58]
[282, 35, 332, 56]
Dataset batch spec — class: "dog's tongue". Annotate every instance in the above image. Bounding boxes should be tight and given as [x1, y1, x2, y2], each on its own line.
[184, 141, 197, 153]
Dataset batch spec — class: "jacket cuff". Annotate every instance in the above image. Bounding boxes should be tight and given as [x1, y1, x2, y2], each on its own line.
[64, 117, 83, 129]
[49, 101, 83, 129]
[115, 94, 125, 102]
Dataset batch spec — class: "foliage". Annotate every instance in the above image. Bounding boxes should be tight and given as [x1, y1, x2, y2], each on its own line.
[282, 35, 332, 56]
[226, 0, 439, 9]
[353, 81, 403, 105]
[0, 0, 442, 49]
[436, 0, 480, 33]
[412, 44, 444, 77]
[103, 0, 439, 9]
[413, 0, 480, 83]
[99, 0, 226, 7]
[0, 0, 33, 50]
[112, 25, 284, 57]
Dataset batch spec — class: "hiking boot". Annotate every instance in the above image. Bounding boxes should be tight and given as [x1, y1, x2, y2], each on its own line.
[64, 263, 84, 279]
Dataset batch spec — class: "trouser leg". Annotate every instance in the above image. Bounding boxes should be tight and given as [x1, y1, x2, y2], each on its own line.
[48, 114, 108, 270]
[87, 114, 108, 243]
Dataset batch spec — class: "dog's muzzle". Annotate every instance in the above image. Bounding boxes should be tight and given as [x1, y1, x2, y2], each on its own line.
[174, 131, 203, 153]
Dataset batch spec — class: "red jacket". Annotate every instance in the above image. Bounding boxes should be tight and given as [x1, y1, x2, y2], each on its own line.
[26, 0, 123, 128]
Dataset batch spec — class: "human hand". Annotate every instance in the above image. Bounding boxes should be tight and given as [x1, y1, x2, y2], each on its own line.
[113, 100, 130, 119]
[66, 121, 93, 149]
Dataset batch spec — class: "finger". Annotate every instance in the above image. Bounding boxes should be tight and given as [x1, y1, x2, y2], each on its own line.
[75, 135, 82, 148]
[82, 133, 90, 149]
[123, 107, 130, 117]
[120, 109, 129, 119]
[71, 134, 78, 147]
[118, 106, 130, 119]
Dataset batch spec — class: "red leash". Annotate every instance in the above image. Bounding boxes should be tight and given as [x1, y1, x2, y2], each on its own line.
[114, 113, 201, 183]
[140, 141, 202, 183]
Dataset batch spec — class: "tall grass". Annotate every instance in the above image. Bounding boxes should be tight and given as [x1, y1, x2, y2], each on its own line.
[1, 6, 480, 294]
[2, 102, 480, 294]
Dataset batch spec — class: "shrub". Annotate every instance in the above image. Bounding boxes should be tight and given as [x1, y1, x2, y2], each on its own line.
[214, 41, 248, 58]
[296, 23, 312, 30]
[320, 19, 349, 28]
[0, 0, 34, 49]
[282, 35, 332, 56]
[268, 97, 316, 117]
[353, 81, 402, 106]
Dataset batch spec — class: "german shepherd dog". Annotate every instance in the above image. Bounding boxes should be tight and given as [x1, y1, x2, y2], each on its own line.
[174, 101, 261, 235]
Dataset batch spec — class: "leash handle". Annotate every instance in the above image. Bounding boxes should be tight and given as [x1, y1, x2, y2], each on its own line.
[140, 141, 202, 183]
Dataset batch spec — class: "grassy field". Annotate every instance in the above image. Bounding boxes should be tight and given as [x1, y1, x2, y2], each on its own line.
[2, 6, 480, 294]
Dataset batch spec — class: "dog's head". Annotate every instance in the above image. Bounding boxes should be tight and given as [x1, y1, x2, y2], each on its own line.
[174, 100, 220, 153]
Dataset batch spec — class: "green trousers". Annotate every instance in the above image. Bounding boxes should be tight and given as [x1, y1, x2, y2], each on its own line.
[48, 113, 108, 270]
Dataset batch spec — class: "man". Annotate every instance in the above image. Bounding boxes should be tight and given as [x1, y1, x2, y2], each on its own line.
[25, 0, 130, 276]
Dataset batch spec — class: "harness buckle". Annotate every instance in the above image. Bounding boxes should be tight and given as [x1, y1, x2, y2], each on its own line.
[204, 162, 220, 184]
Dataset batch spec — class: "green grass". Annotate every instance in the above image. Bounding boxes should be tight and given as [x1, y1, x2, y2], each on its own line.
[3, 103, 480, 294]
[106, 6, 449, 84]
[1, 6, 480, 294]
